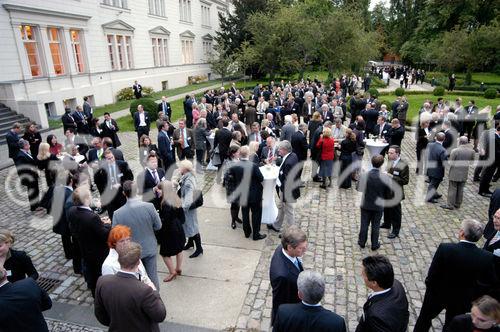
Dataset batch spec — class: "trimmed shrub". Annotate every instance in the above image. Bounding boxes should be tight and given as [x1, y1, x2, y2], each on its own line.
[395, 87, 405, 96]
[368, 88, 380, 98]
[465, 70, 472, 86]
[433, 86, 445, 96]
[129, 98, 159, 122]
[484, 88, 498, 99]
[117, 86, 155, 101]
[142, 86, 154, 97]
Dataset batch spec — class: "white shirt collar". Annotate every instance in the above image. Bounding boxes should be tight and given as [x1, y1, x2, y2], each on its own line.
[64, 186, 74, 192]
[0, 280, 9, 288]
[79, 205, 92, 211]
[302, 301, 321, 307]
[118, 269, 140, 278]
[369, 287, 391, 299]
[460, 240, 476, 245]
[281, 248, 301, 265]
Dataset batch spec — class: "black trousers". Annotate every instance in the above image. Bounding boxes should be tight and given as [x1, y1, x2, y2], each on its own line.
[178, 147, 193, 160]
[195, 149, 205, 170]
[61, 234, 73, 259]
[230, 203, 240, 222]
[358, 208, 383, 248]
[241, 202, 262, 239]
[474, 154, 487, 180]
[137, 126, 149, 144]
[383, 202, 402, 235]
[25, 179, 40, 211]
[71, 237, 82, 274]
[426, 176, 442, 200]
[82, 258, 102, 298]
[479, 163, 498, 193]
[414, 290, 467, 332]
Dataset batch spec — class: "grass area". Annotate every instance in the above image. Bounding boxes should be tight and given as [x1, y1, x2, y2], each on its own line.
[427, 71, 500, 86]
[48, 119, 63, 129]
[377, 93, 500, 125]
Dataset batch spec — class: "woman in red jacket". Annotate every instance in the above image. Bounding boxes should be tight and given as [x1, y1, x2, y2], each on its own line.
[316, 127, 335, 189]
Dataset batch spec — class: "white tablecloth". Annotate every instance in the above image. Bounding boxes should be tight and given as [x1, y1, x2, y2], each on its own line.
[364, 139, 389, 156]
[259, 165, 279, 224]
[206, 132, 217, 170]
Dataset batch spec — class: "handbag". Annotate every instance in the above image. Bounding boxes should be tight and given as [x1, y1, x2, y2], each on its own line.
[211, 146, 222, 167]
[189, 189, 204, 210]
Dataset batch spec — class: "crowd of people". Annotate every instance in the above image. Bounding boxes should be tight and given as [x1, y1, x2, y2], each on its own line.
[1, 75, 500, 332]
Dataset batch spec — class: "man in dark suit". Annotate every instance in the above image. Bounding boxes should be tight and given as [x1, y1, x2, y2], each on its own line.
[137, 154, 165, 210]
[301, 95, 316, 123]
[270, 226, 307, 325]
[373, 116, 391, 139]
[484, 208, 500, 254]
[227, 146, 266, 240]
[132, 80, 142, 99]
[464, 100, 478, 142]
[87, 137, 104, 164]
[357, 155, 391, 250]
[61, 107, 77, 133]
[273, 270, 347, 332]
[173, 119, 195, 160]
[101, 137, 124, 161]
[83, 96, 93, 122]
[319, 104, 334, 123]
[280, 115, 296, 142]
[270, 141, 301, 232]
[291, 123, 308, 182]
[0, 267, 52, 332]
[93, 149, 134, 220]
[479, 124, 500, 197]
[95, 241, 166, 331]
[426, 132, 448, 203]
[381, 146, 409, 238]
[485, 189, 500, 239]
[356, 255, 409, 332]
[213, 119, 233, 182]
[133, 104, 151, 144]
[414, 219, 498, 331]
[441, 120, 457, 151]
[74, 105, 90, 135]
[386, 118, 405, 147]
[6, 122, 21, 162]
[15, 139, 40, 211]
[157, 96, 172, 121]
[157, 121, 175, 180]
[100, 112, 121, 147]
[361, 103, 379, 135]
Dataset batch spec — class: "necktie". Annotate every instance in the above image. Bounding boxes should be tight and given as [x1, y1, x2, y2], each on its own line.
[293, 259, 302, 271]
[268, 148, 272, 160]
[152, 169, 159, 185]
[163, 102, 166, 112]
[180, 130, 185, 149]
[97, 149, 102, 160]
[255, 135, 258, 142]
[490, 231, 500, 246]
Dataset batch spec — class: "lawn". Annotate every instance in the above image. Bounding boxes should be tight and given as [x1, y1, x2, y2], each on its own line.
[426, 71, 500, 86]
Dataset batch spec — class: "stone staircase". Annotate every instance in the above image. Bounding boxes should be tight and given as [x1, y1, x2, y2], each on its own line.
[0, 103, 32, 144]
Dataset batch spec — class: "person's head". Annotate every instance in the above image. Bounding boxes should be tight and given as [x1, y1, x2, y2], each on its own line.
[228, 145, 240, 160]
[140, 135, 151, 147]
[284, 115, 292, 124]
[371, 155, 384, 168]
[266, 136, 275, 148]
[494, 209, 500, 231]
[252, 122, 260, 133]
[281, 225, 307, 257]
[312, 112, 321, 121]
[37, 142, 51, 160]
[322, 127, 332, 138]
[146, 153, 158, 170]
[459, 219, 484, 242]
[239, 145, 250, 159]
[65, 128, 75, 137]
[435, 132, 445, 142]
[345, 128, 356, 141]
[92, 118, 100, 127]
[248, 141, 260, 154]
[380, 104, 387, 112]
[102, 137, 113, 149]
[297, 270, 325, 305]
[361, 255, 394, 291]
[377, 116, 385, 125]
[65, 107, 71, 114]
[47, 134, 57, 146]
[122, 180, 137, 199]
[18, 138, 29, 151]
[117, 241, 142, 271]
[107, 225, 132, 249]
[178, 119, 186, 129]
[334, 118, 342, 128]
[11, 122, 21, 134]
[104, 112, 111, 121]
[277, 140, 292, 157]
[178, 159, 194, 175]
[231, 130, 242, 142]
[26, 121, 37, 133]
[387, 145, 400, 161]
[0, 229, 14, 256]
[104, 149, 115, 164]
[391, 118, 400, 128]
[298, 123, 307, 133]
[72, 186, 92, 206]
[471, 296, 500, 329]
[137, 104, 144, 112]
[458, 136, 468, 145]
[196, 118, 207, 129]
[160, 180, 182, 208]
[266, 113, 274, 122]
[231, 113, 239, 123]
[442, 120, 451, 130]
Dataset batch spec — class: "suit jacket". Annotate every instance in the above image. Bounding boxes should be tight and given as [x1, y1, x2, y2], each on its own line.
[248, 132, 262, 144]
[4, 249, 39, 283]
[485, 189, 500, 238]
[15, 150, 39, 186]
[291, 131, 308, 161]
[273, 302, 346, 332]
[107, 147, 124, 161]
[173, 127, 195, 156]
[355, 280, 409, 332]
[133, 84, 142, 98]
[278, 152, 301, 202]
[426, 141, 448, 179]
[87, 148, 104, 163]
[157, 130, 174, 165]
[442, 129, 457, 150]
[95, 272, 166, 332]
[137, 167, 165, 209]
[320, 110, 335, 123]
[133, 111, 151, 131]
[270, 245, 304, 325]
[214, 127, 233, 159]
[448, 146, 475, 182]
[416, 127, 429, 151]
[261, 145, 278, 163]
[301, 102, 316, 117]
[310, 125, 324, 161]
[0, 278, 52, 332]
[6, 130, 20, 159]
[94, 160, 133, 201]
[425, 242, 497, 314]
[226, 159, 263, 206]
[83, 101, 93, 120]
[387, 126, 405, 147]
[67, 206, 110, 264]
[61, 112, 77, 132]
[386, 158, 409, 201]
[51, 186, 73, 235]
[358, 169, 390, 212]
[361, 109, 379, 134]
[373, 123, 391, 139]
[280, 124, 296, 142]
[447, 314, 500, 332]
[157, 101, 172, 120]
[100, 119, 121, 147]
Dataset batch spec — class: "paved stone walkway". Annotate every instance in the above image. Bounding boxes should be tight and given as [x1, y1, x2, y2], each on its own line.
[379, 78, 434, 93]
[0, 128, 496, 331]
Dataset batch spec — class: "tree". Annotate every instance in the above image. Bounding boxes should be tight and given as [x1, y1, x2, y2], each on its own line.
[207, 42, 238, 86]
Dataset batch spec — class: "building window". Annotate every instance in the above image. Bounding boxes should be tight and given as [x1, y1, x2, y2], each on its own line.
[149, 0, 165, 16]
[107, 34, 133, 70]
[181, 39, 194, 64]
[19, 25, 42, 77]
[70, 30, 85, 73]
[152, 37, 169, 67]
[203, 40, 212, 61]
[102, 0, 128, 8]
[201, 4, 211, 27]
[179, 0, 191, 22]
[48, 28, 65, 75]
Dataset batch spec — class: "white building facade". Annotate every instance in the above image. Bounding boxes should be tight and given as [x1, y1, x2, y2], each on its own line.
[0, 0, 229, 128]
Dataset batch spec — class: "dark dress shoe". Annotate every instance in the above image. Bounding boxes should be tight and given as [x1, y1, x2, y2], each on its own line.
[473, 178, 480, 182]
[434, 193, 443, 199]
[231, 221, 237, 229]
[371, 244, 381, 251]
[189, 250, 203, 258]
[479, 192, 492, 198]
[267, 224, 280, 232]
[440, 204, 454, 210]
[253, 234, 267, 241]
[358, 242, 365, 249]
[312, 176, 323, 183]
[380, 224, 391, 229]
[244, 232, 251, 238]
[387, 233, 398, 239]
[236, 218, 243, 224]
[427, 198, 438, 204]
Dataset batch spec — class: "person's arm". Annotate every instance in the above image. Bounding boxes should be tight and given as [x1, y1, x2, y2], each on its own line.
[394, 163, 410, 186]
[39, 286, 52, 311]
[425, 244, 443, 287]
[20, 251, 39, 280]
[113, 120, 119, 132]
[149, 204, 162, 231]
[94, 285, 111, 326]
[141, 287, 167, 323]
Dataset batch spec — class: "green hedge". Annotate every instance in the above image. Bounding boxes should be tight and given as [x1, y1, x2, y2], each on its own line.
[433, 87, 446, 96]
[394, 87, 405, 96]
[117, 86, 154, 101]
[129, 98, 159, 122]
[484, 88, 498, 99]
[368, 88, 380, 98]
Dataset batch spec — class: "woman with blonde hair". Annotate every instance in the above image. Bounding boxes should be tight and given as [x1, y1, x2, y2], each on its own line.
[316, 127, 335, 188]
[37, 142, 59, 187]
[178, 160, 203, 258]
[248, 141, 260, 165]
[0, 229, 38, 282]
[448, 295, 500, 331]
[308, 111, 323, 143]
[158, 180, 185, 281]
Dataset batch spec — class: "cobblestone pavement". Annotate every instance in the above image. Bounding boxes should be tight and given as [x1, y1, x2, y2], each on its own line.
[0, 129, 496, 331]
[46, 319, 104, 332]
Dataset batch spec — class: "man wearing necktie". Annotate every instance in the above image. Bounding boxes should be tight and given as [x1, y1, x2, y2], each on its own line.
[133, 105, 150, 145]
[173, 119, 194, 160]
[137, 154, 166, 210]
[14, 139, 40, 211]
[269, 226, 307, 326]
[157, 96, 172, 121]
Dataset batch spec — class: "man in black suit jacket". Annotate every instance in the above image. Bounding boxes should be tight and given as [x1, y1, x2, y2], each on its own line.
[15, 139, 40, 211]
[62, 107, 77, 133]
[213, 119, 233, 182]
[0, 268, 52, 332]
[100, 112, 121, 148]
[484, 189, 500, 238]
[386, 118, 405, 147]
[441, 120, 457, 151]
[381, 146, 409, 238]
[273, 270, 346, 332]
[227, 147, 266, 240]
[102, 137, 124, 161]
[157, 121, 175, 179]
[93, 149, 134, 220]
[270, 141, 301, 232]
[356, 255, 409, 332]
[83, 96, 93, 121]
[414, 219, 498, 331]
[357, 155, 391, 250]
[373, 116, 391, 140]
[133, 80, 142, 99]
[137, 154, 165, 210]
[319, 104, 334, 123]
[426, 132, 448, 203]
[291, 123, 308, 181]
[133, 104, 151, 144]
[157, 96, 172, 121]
[270, 226, 307, 325]
[6, 122, 22, 162]
[360, 104, 379, 135]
